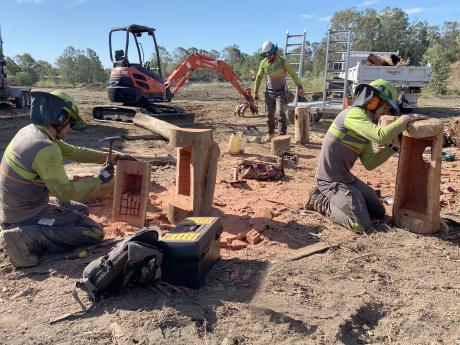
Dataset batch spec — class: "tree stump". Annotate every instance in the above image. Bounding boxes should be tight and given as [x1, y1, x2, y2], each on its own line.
[393, 118, 444, 233]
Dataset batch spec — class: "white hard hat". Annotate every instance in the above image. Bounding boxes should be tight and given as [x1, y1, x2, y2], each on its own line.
[262, 41, 274, 53]
[260, 41, 278, 57]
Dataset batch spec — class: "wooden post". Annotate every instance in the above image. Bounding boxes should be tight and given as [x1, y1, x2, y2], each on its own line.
[112, 160, 151, 228]
[271, 135, 291, 156]
[133, 113, 220, 224]
[294, 106, 310, 144]
[393, 118, 444, 233]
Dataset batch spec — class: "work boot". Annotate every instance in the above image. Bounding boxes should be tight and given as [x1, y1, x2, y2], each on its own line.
[303, 186, 329, 215]
[263, 134, 275, 143]
[0, 228, 38, 268]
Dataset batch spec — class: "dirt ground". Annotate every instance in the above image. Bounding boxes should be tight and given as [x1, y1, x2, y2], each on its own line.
[0, 84, 459, 345]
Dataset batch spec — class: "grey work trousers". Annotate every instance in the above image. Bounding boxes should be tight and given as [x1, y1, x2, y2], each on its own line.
[0, 198, 104, 255]
[264, 89, 288, 135]
[317, 178, 385, 233]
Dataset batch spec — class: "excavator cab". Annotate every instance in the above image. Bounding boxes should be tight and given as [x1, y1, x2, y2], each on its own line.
[108, 25, 171, 105]
[94, 24, 255, 126]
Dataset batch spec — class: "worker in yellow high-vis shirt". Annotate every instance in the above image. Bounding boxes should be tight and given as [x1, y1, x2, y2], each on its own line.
[254, 40, 304, 141]
[0, 90, 131, 267]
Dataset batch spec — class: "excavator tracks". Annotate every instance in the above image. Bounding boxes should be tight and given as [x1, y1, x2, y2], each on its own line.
[92, 104, 195, 127]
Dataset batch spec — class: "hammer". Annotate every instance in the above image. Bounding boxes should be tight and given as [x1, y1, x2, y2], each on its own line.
[98, 136, 123, 164]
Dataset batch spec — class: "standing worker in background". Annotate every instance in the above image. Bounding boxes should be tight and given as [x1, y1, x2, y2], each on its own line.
[254, 41, 304, 141]
[0, 91, 131, 268]
[304, 79, 426, 233]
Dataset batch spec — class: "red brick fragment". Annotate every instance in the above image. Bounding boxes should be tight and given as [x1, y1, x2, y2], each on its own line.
[228, 240, 247, 250]
[246, 229, 262, 245]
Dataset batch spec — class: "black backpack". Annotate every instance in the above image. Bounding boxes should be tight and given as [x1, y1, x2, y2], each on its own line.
[72, 227, 163, 310]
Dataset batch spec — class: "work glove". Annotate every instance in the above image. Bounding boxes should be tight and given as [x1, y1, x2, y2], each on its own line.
[98, 162, 115, 184]
[253, 91, 259, 101]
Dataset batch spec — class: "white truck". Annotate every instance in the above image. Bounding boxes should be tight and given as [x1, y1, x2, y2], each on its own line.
[0, 29, 31, 108]
[344, 51, 431, 113]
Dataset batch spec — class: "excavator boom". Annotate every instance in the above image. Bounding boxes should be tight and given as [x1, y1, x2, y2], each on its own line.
[166, 54, 257, 116]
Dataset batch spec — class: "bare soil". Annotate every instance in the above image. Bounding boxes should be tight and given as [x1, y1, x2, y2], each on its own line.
[0, 84, 459, 345]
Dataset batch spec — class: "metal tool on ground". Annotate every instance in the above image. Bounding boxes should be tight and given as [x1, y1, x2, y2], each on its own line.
[92, 24, 257, 126]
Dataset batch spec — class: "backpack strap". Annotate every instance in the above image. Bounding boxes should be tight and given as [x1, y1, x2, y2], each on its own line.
[72, 278, 98, 311]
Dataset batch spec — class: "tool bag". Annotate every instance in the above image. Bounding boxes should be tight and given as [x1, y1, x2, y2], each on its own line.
[72, 227, 163, 310]
[237, 152, 297, 181]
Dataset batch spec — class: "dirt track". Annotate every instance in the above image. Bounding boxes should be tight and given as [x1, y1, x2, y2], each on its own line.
[0, 84, 459, 345]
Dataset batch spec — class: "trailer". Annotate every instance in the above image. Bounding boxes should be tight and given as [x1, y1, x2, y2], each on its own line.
[296, 29, 432, 121]
[0, 28, 31, 108]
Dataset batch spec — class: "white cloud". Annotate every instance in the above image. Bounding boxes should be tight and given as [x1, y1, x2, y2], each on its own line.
[300, 14, 331, 22]
[300, 14, 317, 19]
[359, 0, 382, 7]
[403, 7, 426, 15]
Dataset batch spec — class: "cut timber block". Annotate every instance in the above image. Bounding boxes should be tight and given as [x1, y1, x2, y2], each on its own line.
[294, 106, 310, 144]
[133, 113, 220, 224]
[167, 130, 220, 224]
[271, 135, 291, 157]
[393, 118, 444, 234]
[112, 160, 151, 228]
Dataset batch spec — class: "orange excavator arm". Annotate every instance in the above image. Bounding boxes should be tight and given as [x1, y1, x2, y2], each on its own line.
[165, 53, 257, 116]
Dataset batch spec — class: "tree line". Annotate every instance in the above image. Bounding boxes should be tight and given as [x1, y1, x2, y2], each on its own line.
[4, 7, 460, 95]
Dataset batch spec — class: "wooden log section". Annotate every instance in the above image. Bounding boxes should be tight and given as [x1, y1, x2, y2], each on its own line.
[271, 135, 291, 157]
[294, 106, 310, 144]
[393, 118, 444, 234]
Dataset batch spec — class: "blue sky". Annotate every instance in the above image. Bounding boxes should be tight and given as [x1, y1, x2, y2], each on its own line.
[1, 0, 459, 68]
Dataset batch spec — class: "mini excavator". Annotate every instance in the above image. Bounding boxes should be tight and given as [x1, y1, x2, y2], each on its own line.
[92, 25, 257, 126]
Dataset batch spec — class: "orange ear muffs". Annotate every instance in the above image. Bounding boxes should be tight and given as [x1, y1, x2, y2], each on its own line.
[366, 95, 381, 111]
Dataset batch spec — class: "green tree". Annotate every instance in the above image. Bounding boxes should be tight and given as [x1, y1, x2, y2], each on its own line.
[15, 71, 34, 86]
[86, 48, 106, 83]
[353, 8, 381, 51]
[423, 44, 450, 95]
[150, 45, 173, 77]
[56, 46, 81, 83]
[34, 60, 55, 82]
[441, 21, 460, 62]
[376, 8, 409, 53]
[404, 22, 440, 65]
[15, 53, 38, 83]
[4, 56, 20, 76]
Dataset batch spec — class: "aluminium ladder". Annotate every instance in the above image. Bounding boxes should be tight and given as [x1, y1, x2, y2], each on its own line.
[322, 28, 352, 108]
[283, 29, 307, 106]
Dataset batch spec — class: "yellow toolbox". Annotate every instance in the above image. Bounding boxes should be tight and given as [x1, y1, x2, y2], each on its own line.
[159, 217, 222, 289]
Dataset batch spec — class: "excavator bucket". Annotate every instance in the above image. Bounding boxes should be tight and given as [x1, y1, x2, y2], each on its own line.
[234, 100, 258, 117]
[234, 88, 258, 117]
